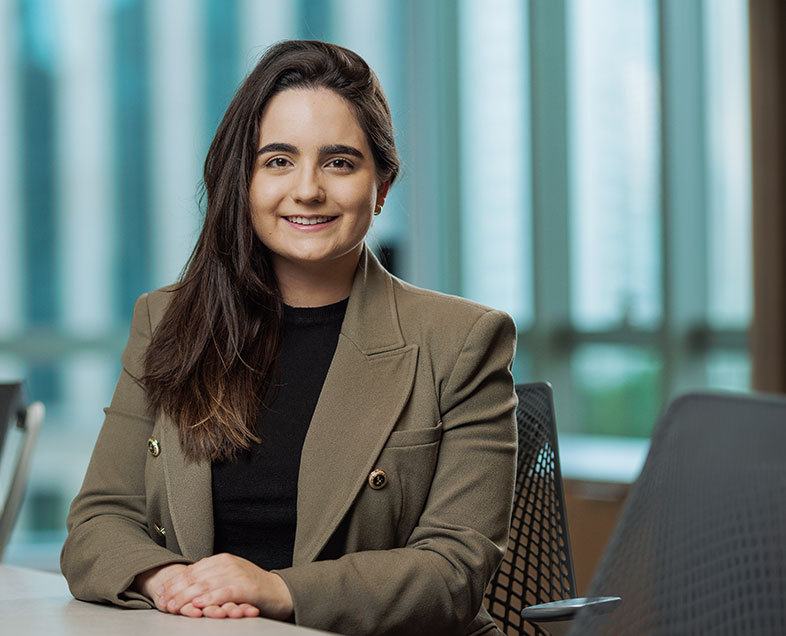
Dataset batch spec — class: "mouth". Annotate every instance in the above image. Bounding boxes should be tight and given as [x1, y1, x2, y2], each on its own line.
[284, 215, 337, 226]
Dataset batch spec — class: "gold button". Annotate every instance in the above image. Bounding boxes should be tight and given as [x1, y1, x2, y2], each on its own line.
[147, 437, 160, 457]
[368, 469, 387, 490]
[154, 523, 166, 537]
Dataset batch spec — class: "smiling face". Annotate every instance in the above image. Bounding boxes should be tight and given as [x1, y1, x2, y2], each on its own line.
[249, 88, 389, 293]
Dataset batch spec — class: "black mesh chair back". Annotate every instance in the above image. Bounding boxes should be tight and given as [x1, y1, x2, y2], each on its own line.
[485, 382, 577, 635]
[571, 392, 786, 635]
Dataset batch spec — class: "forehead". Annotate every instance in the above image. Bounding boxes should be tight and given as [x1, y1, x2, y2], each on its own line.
[258, 88, 367, 148]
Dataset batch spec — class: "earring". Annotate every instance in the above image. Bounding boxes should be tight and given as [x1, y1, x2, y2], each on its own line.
[374, 204, 383, 216]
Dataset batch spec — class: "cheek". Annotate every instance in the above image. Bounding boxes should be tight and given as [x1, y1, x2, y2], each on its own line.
[248, 201, 265, 239]
[335, 181, 377, 215]
[250, 180, 277, 210]
[249, 181, 283, 228]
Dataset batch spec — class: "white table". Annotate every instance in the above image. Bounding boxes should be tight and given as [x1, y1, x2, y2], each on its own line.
[0, 565, 337, 635]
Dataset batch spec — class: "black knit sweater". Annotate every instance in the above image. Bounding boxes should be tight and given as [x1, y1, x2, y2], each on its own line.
[211, 298, 348, 570]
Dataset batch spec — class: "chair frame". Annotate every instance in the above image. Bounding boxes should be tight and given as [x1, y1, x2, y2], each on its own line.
[0, 382, 44, 561]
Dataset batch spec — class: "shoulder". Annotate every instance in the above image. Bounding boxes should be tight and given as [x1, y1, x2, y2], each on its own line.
[129, 284, 179, 331]
[121, 285, 178, 376]
[389, 276, 516, 350]
[386, 274, 517, 417]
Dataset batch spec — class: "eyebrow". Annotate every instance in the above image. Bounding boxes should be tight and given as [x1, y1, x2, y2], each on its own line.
[320, 144, 365, 159]
[257, 142, 297, 156]
[257, 142, 365, 159]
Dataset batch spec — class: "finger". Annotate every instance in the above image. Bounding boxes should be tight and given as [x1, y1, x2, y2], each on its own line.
[192, 587, 236, 609]
[179, 602, 203, 618]
[161, 564, 218, 612]
[202, 605, 230, 619]
[239, 603, 260, 618]
[157, 568, 187, 598]
[160, 559, 219, 594]
[220, 602, 244, 618]
[157, 568, 193, 604]
[151, 592, 169, 613]
[205, 602, 258, 619]
[165, 581, 212, 614]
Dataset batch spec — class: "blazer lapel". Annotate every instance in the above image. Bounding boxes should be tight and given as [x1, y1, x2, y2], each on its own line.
[293, 247, 418, 564]
[160, 414, 214, 561]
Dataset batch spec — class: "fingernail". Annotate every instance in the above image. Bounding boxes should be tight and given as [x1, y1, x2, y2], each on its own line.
[167, 600, 176, 610]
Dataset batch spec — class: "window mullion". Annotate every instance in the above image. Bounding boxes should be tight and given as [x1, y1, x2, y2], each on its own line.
[658, 0, 709, 397]
[403, 0, 461, 295]
[528, 0, 574, 410]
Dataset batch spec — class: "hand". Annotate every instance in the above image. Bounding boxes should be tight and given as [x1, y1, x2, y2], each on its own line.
[132, 563, 260, 618]
[156, 553, 293, 620]
[132, 563, 188, 611]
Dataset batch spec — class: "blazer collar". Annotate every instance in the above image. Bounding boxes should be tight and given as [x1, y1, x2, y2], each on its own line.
[293, 245, 418, 563]
[339, 245, 407, 355]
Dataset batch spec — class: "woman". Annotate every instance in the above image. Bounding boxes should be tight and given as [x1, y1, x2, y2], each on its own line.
[61, 40, 517, 636]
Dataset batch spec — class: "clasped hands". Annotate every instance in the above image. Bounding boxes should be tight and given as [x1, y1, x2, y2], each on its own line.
[134, 553, 294, 619]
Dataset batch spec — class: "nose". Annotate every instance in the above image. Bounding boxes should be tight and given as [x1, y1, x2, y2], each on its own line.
[292, 166, 326, 204]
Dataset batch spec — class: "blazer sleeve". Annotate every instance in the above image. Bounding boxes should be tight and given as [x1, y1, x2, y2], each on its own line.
[274, 309, 518, 636]
[60, 293, 190, 607]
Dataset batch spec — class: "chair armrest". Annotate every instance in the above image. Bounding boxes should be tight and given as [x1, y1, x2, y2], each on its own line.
[0, 401, 45, 560]
[521, 596, 621, 622]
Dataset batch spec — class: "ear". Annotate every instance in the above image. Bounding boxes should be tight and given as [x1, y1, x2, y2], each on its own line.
[376, 180, 391, 207]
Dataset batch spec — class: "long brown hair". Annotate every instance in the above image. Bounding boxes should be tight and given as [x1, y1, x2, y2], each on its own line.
[143, 40, 400, 462]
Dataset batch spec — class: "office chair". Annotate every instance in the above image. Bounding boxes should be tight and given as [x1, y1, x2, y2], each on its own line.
[0, 382, 44, 561]
[571, 391, 786, 635]
[484, 382, 619, 636]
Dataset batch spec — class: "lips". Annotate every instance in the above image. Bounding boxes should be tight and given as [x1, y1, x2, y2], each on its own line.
[285, 216, 336, 226]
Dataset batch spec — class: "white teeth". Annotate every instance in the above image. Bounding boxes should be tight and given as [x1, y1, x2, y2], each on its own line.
[287, 216, 334, 226]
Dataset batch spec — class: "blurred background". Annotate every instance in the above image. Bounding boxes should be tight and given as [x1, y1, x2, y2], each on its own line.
[0, 0, 751, 573]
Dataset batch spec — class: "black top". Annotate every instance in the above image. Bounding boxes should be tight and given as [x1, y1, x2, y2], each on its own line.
[211, 298, 348, 570]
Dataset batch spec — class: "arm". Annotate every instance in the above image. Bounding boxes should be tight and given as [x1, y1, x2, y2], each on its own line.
[60, 294, 191, 607]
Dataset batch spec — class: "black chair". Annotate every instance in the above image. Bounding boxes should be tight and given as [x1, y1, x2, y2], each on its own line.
[485, 382, 619, 636]
[0, 382, 44, 560]
[571, 391, 786, 635]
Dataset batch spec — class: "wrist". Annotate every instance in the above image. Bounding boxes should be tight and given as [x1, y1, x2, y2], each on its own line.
[267, 572, 294, 620]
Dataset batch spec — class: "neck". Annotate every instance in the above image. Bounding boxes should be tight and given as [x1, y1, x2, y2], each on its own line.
[274, 250, 360, 308]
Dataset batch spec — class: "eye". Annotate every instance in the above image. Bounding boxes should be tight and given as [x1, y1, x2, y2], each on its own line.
[326, 158, 354, 170]
[264, 156, 292, 169]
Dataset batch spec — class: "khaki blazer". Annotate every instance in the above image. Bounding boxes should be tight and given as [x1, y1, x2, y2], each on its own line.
[61, 247, 518, 636]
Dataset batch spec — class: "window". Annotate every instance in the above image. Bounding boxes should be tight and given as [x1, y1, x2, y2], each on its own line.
[0, 0, 751, 566]
[454, 0, 750, 438]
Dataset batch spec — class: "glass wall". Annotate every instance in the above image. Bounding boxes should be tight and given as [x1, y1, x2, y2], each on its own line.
[0, 0, 751, 567]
